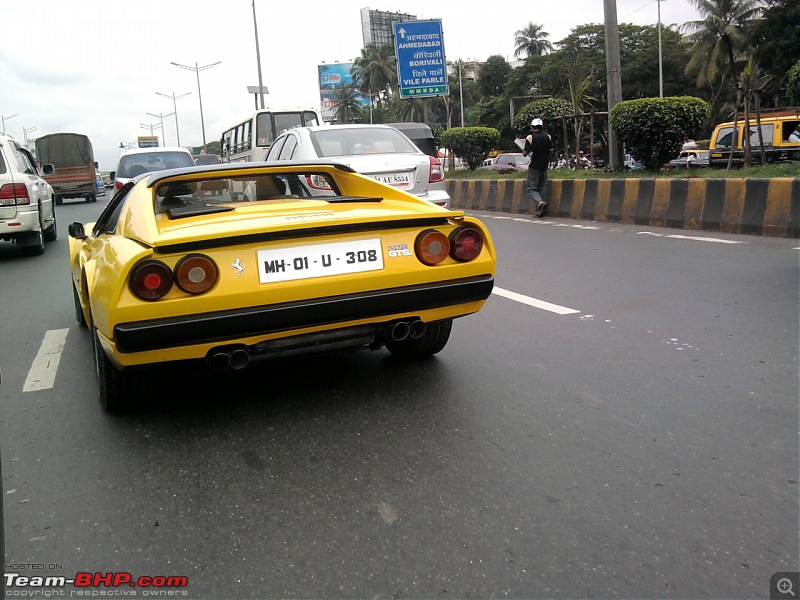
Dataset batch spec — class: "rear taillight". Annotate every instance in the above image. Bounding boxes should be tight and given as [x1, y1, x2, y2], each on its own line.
[0, 183, 30, 205]
[129, 261, 174, 301]
[115, 180, 124, 192]
[174, 255, 218, 294]
[415, 229, 450, 265]
[449, 227, 484, 262]
[429, 156, 444, 183]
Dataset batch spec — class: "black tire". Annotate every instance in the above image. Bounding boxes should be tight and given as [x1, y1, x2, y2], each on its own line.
[85, 194, 96, 203]
[385, 319, 453, 358]
[92, 325, 138, 412]
[73, 284, 87, 327]
[43, 205, 57, 242]
[55, 196, 63, 206]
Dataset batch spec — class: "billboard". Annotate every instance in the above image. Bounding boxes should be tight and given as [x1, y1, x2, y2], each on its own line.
[317, 63, 370, 123]
[137, 136, 159, 148]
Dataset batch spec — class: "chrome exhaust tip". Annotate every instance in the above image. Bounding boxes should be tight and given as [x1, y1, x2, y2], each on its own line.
[408, 320, 426, 339]
[228, 349, 250, 370]
[207, 352, 230, 373]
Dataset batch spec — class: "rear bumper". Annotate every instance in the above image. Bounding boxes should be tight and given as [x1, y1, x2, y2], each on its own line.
[114, 274, 494, 353]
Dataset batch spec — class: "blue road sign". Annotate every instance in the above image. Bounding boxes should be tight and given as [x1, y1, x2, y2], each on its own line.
[392, 19, 448, 99]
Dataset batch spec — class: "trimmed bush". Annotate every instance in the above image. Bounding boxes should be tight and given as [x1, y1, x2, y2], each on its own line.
[440, 127, 500, 170]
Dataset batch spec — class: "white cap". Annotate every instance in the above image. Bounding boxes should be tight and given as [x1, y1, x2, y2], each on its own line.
[531, 118, 543, 127]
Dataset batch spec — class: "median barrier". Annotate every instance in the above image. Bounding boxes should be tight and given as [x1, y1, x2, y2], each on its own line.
[445, 177, 800, 238]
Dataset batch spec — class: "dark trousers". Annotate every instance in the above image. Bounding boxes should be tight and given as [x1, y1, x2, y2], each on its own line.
[526, 168, 548, 206]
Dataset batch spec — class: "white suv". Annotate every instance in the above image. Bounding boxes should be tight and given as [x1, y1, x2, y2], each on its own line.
[0, 132, 57, 256]
[113, 147, 196, 192]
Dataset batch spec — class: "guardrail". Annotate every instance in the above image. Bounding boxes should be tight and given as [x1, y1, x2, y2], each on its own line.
[446, 177, 800, 238]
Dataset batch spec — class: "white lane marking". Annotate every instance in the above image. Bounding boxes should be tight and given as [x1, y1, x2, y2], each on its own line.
[23, 328, 69, 392]
[493, 287, 580, 315]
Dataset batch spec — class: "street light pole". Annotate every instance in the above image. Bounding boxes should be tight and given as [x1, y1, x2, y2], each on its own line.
[23, 126, 37, 147]
[156, 91, 191, 147]
[147, 112, 175, 146]
[252, 0, 266, 111]
[1, 114, 18, 133]
[657, 0, 665, 98]
[140, 122, 163, 137]
[170, 61, 221, 149]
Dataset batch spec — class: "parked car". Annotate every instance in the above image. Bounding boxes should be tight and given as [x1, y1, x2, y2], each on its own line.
[68, 160, 496, 411]
[624, 153, 645, 171]
[113, 147, 195, 192]
[709, 107, 800, 167]
[264, 124, 450, 208]
[490, 153, 530, 174]
[668, 149, 710, 169]
[0, 132, 58, 256]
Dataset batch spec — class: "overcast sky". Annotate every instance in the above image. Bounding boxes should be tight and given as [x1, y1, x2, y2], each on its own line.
[1, 0, 701, 171]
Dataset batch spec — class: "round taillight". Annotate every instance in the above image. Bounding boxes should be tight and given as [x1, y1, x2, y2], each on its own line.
[130, 261, 173, 301]
[415, 229, 450, 266]
[450, 227, 484, 262]
[175, 254, 218, 294]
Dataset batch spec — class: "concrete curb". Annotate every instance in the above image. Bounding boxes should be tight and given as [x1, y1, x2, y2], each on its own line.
[446, 177, 800, 238]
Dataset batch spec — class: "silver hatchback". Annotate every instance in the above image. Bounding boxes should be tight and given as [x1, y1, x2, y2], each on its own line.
[264, 124, 450, 208]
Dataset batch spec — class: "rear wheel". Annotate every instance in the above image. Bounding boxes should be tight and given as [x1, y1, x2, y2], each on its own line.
[92, 325, 139, 412]
[385, 319, 453, 358]
[20, 212, 45, 256]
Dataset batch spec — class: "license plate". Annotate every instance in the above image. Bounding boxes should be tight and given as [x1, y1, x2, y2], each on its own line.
[372, 173, 411, 188]
[257, 238, 384, 284]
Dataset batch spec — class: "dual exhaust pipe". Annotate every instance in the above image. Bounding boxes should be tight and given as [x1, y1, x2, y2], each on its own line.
[207, 348, 250, 373]
[206, 319, 427, 372]
[384, 319, 426, 342]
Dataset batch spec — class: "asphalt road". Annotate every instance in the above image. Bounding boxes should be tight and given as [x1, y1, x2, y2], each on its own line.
[1, 197, 798, 599]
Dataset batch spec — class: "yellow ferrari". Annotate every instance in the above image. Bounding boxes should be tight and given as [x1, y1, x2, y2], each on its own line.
[68, 161, 496, 411]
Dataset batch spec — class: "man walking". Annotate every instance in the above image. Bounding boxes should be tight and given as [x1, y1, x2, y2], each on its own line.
[523, 117, 552, 218]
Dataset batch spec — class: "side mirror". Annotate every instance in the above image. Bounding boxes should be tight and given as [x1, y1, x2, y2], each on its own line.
[68, 222, 87, 240]
[42, 164, 55, 176]
[109, 171, 115, 181]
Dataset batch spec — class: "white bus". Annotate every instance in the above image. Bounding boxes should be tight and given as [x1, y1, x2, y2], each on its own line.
[221, 107, 321, 163]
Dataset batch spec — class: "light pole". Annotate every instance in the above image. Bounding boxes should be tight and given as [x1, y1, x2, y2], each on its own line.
[252, 0, 266, 111]
[147, 112, 175, 146]
[1, 114, 18, 133]
[23, 126, 37, 147]
[171, 60, 221, 149]
[140, 121, 163, 140]
[156, 91, 191, 147]
[657, 0, 665, 98]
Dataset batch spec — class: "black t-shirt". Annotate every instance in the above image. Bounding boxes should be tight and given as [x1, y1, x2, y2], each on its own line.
[524, 130, 552, 171]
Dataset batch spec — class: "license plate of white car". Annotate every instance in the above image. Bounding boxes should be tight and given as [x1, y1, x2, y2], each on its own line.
[257, 238, 384, 284]
[372, 173, 411, 187]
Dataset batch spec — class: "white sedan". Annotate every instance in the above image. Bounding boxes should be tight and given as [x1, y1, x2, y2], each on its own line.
[263, 124, 450, 209]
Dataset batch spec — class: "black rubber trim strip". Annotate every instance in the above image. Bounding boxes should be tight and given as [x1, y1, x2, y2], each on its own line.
[114, 275, 494, 353]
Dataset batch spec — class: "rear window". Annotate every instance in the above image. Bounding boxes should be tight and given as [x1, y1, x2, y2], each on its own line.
[117, 152, 195, 178]
[0, 148, 6, 174]
[310, 128, 419, 157]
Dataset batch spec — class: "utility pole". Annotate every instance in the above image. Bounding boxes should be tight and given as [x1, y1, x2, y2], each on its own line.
[171, 61, 221, 149]
[156, 91, 191, 147]
[657, 0, 665, 98]
[603, 0, 623, 170]
[147, 112, 175, 146]
[252, 0, 266, 110]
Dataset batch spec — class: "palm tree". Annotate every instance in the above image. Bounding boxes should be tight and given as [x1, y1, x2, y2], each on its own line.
[682, 0, 762, 91]
[513, 22, 553, 59]
[352, 43, 397, 108]
[567, 59, 595, 165]
[332, 84, 362, 124]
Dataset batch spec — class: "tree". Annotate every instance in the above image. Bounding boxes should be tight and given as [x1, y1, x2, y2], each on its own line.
[682, 0, 763, 97]
[610, 97, 711, 172]
[352, 44, 397, 107]
[439, 127, 500, 170]
[477, 56, 512, 99]
[513, 22, 554, 58]
[332, 84, 363, 124]
[749, 0, 800, 104]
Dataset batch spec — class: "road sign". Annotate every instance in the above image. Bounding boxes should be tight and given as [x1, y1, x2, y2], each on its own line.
[137, 136, 159, 148]
[392, 19, 448, 99]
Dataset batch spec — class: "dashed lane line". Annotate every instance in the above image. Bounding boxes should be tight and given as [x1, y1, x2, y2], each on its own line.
[493, 287, 580, 315]
[23, 328, 69, 392]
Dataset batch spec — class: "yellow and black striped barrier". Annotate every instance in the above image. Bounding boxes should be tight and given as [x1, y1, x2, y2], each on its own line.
[446, 178, 800, 238]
